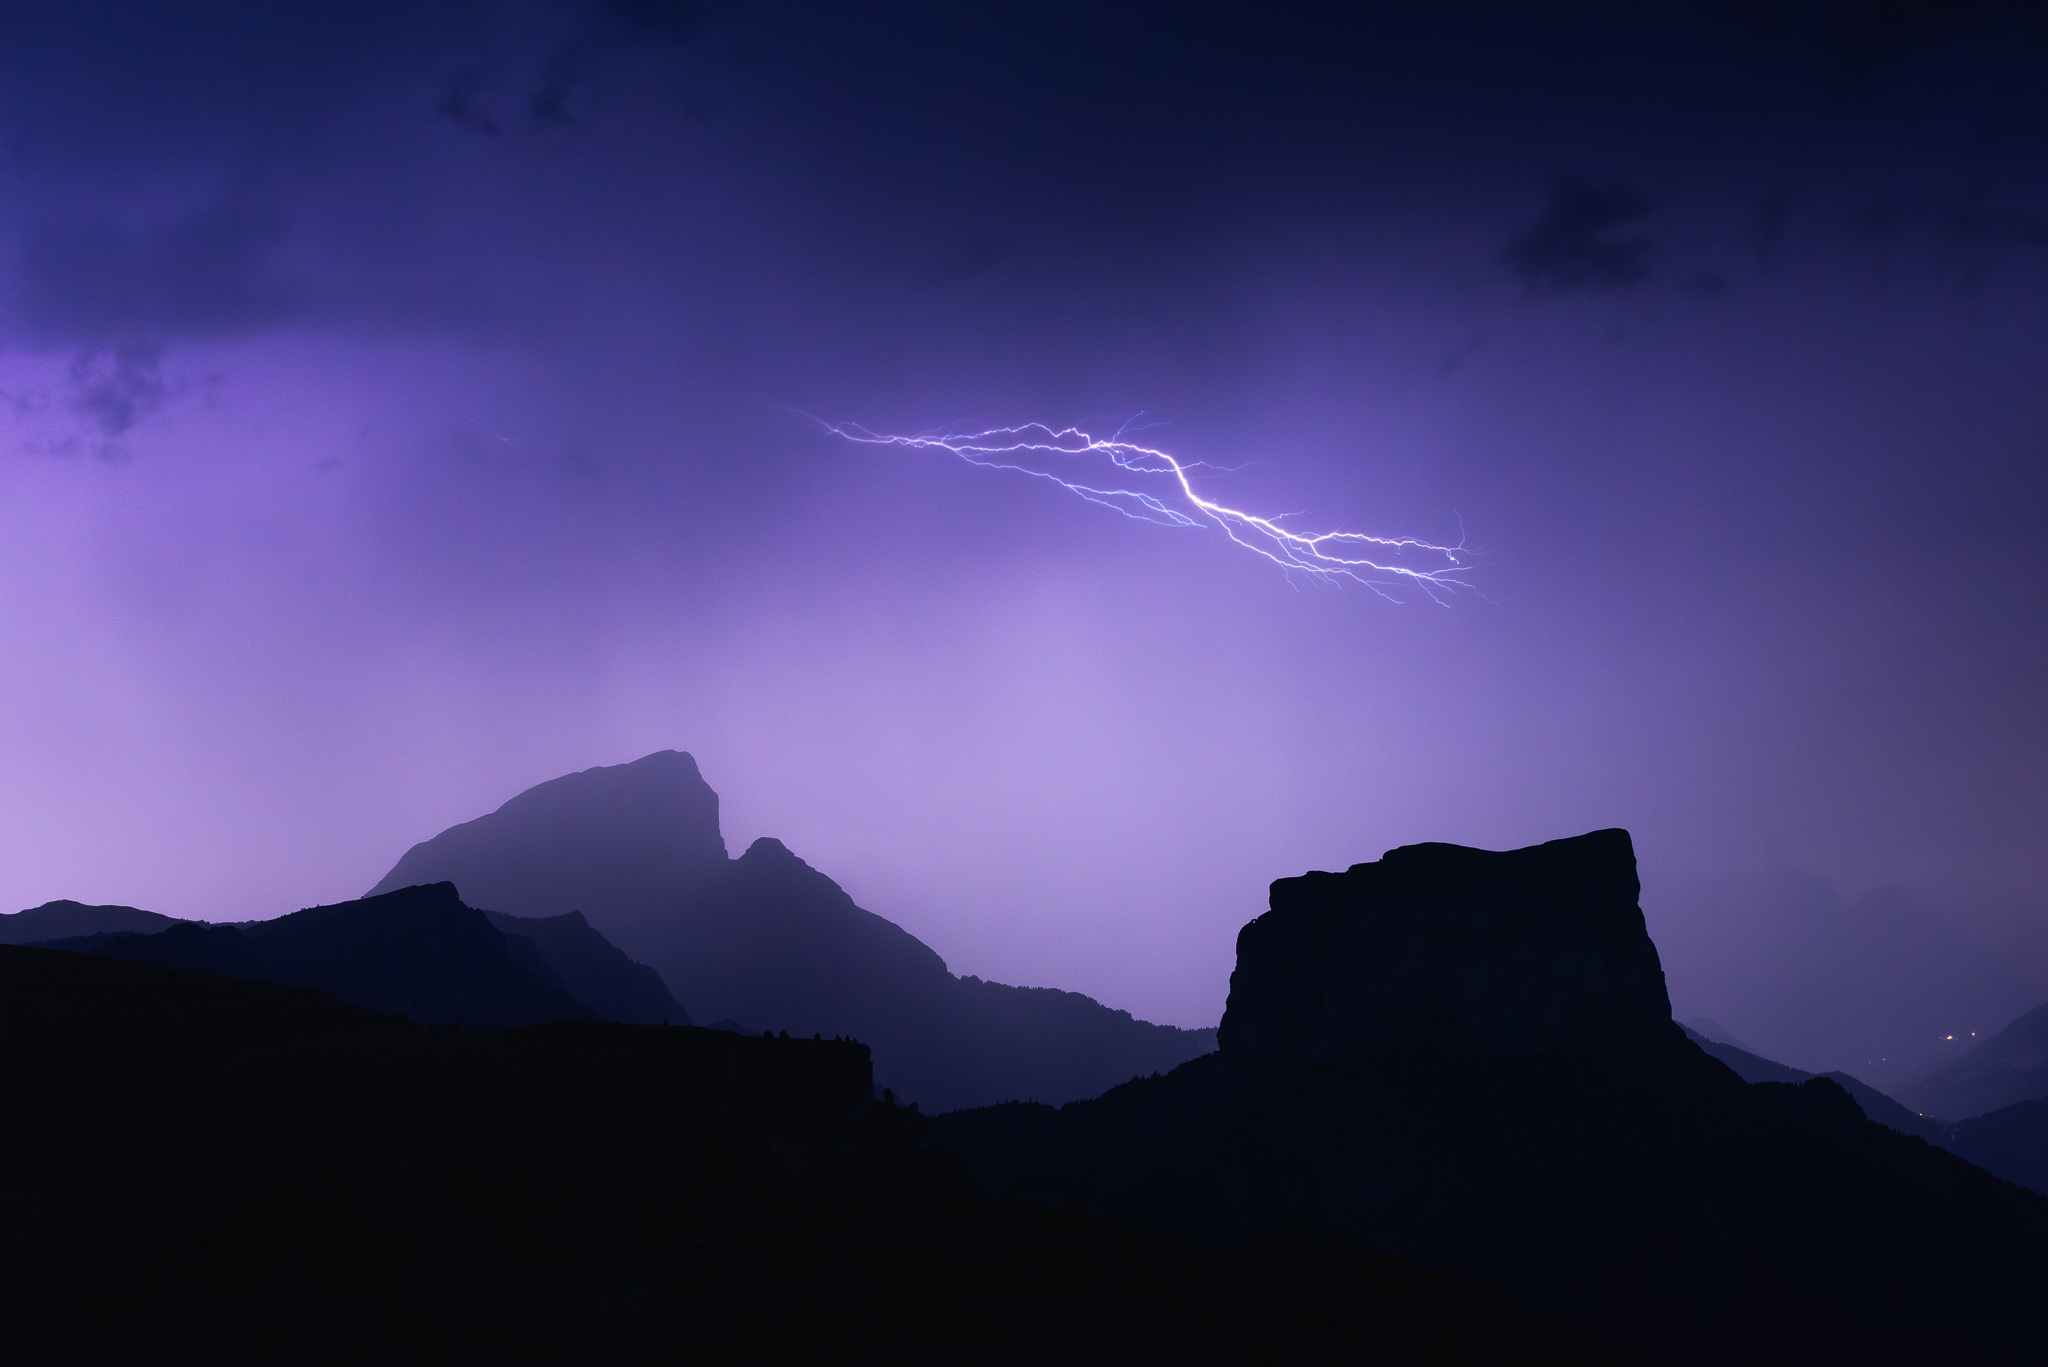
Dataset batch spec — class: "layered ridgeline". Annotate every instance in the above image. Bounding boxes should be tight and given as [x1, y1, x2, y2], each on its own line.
[1677, 1024, 1949, 1143]
[932, 830, 2048, 1366]
[33, 883, 686, 1028]
[370, 751, 1215, 1112]
[1671, 987, 2048, 1201]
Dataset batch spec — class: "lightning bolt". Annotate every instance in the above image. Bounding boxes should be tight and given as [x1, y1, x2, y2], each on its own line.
[815, 417, 1472, 601]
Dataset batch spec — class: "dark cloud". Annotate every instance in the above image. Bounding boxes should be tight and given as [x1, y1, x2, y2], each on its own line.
[529, 52, 587, 128]
[71, 342, 165, 435]
[438, 68, 504, 135]
[1505, 179, 1655, 293]
[609, 0, 707, 45]
[14, 206, 299, 344]
[1853, 184, 2048, 288]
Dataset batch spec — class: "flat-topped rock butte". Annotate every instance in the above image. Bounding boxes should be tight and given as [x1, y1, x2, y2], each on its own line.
[1220, 827, 1671, 1060]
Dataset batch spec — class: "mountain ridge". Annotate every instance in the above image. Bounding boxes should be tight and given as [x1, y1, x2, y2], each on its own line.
[366, 751, 1216, 1111]
[79, 882, 597, 1028]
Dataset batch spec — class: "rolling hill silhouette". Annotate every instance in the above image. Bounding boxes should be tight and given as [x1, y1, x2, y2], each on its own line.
[932, 829, 2048, 1366]
[369, 751, 1215, 1111]
[0, 898, 186, 943]
[2, 942, 1610, 1365]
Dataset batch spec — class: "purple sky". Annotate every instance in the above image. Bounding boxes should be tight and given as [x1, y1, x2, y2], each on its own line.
[2, 3, 2044, 1064]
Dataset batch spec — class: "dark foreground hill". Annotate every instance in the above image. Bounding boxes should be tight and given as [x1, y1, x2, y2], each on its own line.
[1680, 1025, 2048, 1194]
[75, 882, 596, 1028]
[0, 898, 186, 943]
[0, 944, 1612, 1366]
[932, 830, 2048, 1367]
[370, 751, 1215, 1111]
[1679, 1024, 1948, 1143]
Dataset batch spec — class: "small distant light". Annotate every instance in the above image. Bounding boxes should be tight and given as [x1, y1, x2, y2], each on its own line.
[1946, 1035, 1954, 1040]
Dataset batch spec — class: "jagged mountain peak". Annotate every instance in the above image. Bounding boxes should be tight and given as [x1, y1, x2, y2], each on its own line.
[369, 755, 1217, 1109]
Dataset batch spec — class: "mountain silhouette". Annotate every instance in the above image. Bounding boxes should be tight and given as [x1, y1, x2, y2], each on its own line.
[3, 942, 1612, 1364]
[1947, 1097, 2048, 1196]
[1679, 1024, 1946, 1143]
[1897, 998, 2048, 1121]
[482, 908, 688, 1024]
[368, 752, 1215, 1111]
[932, 829, 2048, 1366]
[0, 898, 186, 944]
[79, 882, 596, 1028]
[370, 750, 730, 958]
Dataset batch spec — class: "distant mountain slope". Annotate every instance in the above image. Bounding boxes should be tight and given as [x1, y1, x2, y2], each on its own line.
[483, 909, 688, 1024]
[0, 899, 185, 944]
[1651, 870, 2044, 1091]
[1948, 1098, 2048, 1197]
[367, 752, 1217, 1111]
[370, 751, 729, 962]
[677, 836, 1214, 1110]
[81, 883, 596, 1028]
[1680, 1025, 1945, 1142]
[1898, 1001, 2048, 1121]
[1681, 1025, 1809, 1084]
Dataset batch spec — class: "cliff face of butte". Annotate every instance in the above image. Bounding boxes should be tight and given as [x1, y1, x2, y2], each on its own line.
[932, 828, 2048, 1367]
[1218, 827, 1673, 1060]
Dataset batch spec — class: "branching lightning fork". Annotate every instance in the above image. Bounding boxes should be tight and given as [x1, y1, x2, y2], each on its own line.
[818, 417, 1472, 601]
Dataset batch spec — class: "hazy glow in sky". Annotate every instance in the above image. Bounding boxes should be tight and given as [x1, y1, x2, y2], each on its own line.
[1, 2, 2044, 1055]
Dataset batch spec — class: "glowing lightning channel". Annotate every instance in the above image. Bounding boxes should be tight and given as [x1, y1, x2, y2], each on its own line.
[816, 417, 1473, 601]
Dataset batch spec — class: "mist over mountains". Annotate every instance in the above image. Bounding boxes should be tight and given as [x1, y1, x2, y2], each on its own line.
[1650, 869, 2048, 1088]
[17, 748, 2045, 1129]
[368, 750, 1216, 1112]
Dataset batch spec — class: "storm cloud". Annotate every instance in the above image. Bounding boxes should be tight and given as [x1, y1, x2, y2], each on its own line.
[0, 1, 2044, 1057]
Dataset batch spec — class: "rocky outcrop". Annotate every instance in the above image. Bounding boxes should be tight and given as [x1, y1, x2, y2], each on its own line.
[1218, 828, 1672, 1060]
[933, 829, 2048, 1366]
